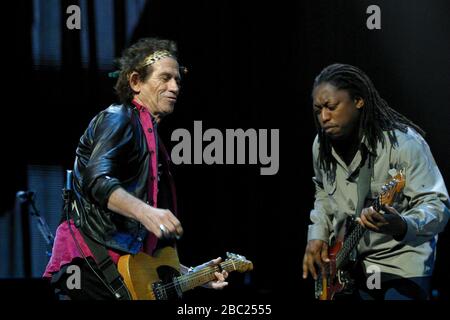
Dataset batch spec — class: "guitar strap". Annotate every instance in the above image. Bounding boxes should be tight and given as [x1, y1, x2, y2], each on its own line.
[63, 171, 130, 300]
[356, 151, 372, 218]
[349, 151, 372, 262]
[78, 229, 131, 300]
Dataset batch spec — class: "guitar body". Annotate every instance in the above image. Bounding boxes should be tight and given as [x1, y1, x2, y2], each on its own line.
[315, 238, 355, 300]
[314, 170, 406, 300]
[118, 246, 181, 300]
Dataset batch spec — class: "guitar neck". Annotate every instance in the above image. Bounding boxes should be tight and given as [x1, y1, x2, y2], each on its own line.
[336, 196, 382, 268]
[176, 260, 237, 293]
[336, 223, 366, 268]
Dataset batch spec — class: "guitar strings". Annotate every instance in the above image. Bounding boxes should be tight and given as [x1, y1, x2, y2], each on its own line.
[155, 265, 223, 294]
[159, 260, 234, 291]
[333, 182, 398, 267]
[155, 260, 239, 293]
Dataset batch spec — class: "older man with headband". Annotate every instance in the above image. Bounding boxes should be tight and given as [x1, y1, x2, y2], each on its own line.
[43, 38, 228, 300]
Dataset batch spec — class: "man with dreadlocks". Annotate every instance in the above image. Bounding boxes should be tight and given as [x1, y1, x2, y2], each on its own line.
[302, 63, 449, 300]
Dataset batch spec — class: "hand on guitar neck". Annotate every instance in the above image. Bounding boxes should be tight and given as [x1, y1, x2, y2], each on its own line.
[182, 257, 229, 290]
[302, 239, 330, 280]
[357, 204, 407, 240]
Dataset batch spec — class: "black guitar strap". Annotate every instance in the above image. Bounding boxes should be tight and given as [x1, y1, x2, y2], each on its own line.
[63, 170, 131, 300]
[78, 229, 131, 300]
[356, 152, 372, 218]
[348, 151, 372, 263]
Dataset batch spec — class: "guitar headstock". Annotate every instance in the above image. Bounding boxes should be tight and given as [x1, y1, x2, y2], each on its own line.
[225, 252, 254, 272]
[378, 169, 406, 207]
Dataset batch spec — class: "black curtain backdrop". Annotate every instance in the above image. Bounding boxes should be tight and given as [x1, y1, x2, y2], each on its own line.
[2, 0, 449, 302]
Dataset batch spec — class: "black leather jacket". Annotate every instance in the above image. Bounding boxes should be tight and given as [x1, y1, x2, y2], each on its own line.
[70, 104, 154, 254]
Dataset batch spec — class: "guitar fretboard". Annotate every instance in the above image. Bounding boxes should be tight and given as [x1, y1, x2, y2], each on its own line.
[176, 260, 239, 293]
[335, 194, 382, 268]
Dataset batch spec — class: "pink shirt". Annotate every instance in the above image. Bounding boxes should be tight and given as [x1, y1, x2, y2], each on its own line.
[43, 101, 159, 278]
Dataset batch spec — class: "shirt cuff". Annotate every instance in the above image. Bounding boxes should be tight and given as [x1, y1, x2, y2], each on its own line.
[307, 224, 329, 243]
[393, 215, 417, 243]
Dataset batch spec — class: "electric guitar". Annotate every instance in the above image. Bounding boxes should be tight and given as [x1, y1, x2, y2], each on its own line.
[315, 169, 406, 300]
[118, 246, 253, 300]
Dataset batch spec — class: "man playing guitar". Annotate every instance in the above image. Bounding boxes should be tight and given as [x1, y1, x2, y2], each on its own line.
[302, 64, 449, 300]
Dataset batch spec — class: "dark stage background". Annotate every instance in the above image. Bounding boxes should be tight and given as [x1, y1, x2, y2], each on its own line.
[1, 0, 449, 303]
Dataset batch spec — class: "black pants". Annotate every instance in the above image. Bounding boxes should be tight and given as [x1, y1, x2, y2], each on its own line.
[357, 276, 431, 300]
[352, 264, 431, 300]
[50, 257, 121, 300]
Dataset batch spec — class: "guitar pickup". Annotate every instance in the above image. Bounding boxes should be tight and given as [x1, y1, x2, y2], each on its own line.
[152, 281, 167, 300]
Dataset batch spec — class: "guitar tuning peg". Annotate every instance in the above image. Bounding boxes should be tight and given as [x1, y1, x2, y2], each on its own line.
[227, 252, 242, 259]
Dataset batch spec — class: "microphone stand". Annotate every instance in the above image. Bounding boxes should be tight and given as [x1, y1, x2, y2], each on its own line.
[23, 193, 55, 258]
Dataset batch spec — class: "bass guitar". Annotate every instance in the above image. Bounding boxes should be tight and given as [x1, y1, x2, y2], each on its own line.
[315, 169, 405, 300]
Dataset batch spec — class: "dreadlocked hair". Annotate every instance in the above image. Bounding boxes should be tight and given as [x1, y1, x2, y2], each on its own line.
[312, 63, 425, 180]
